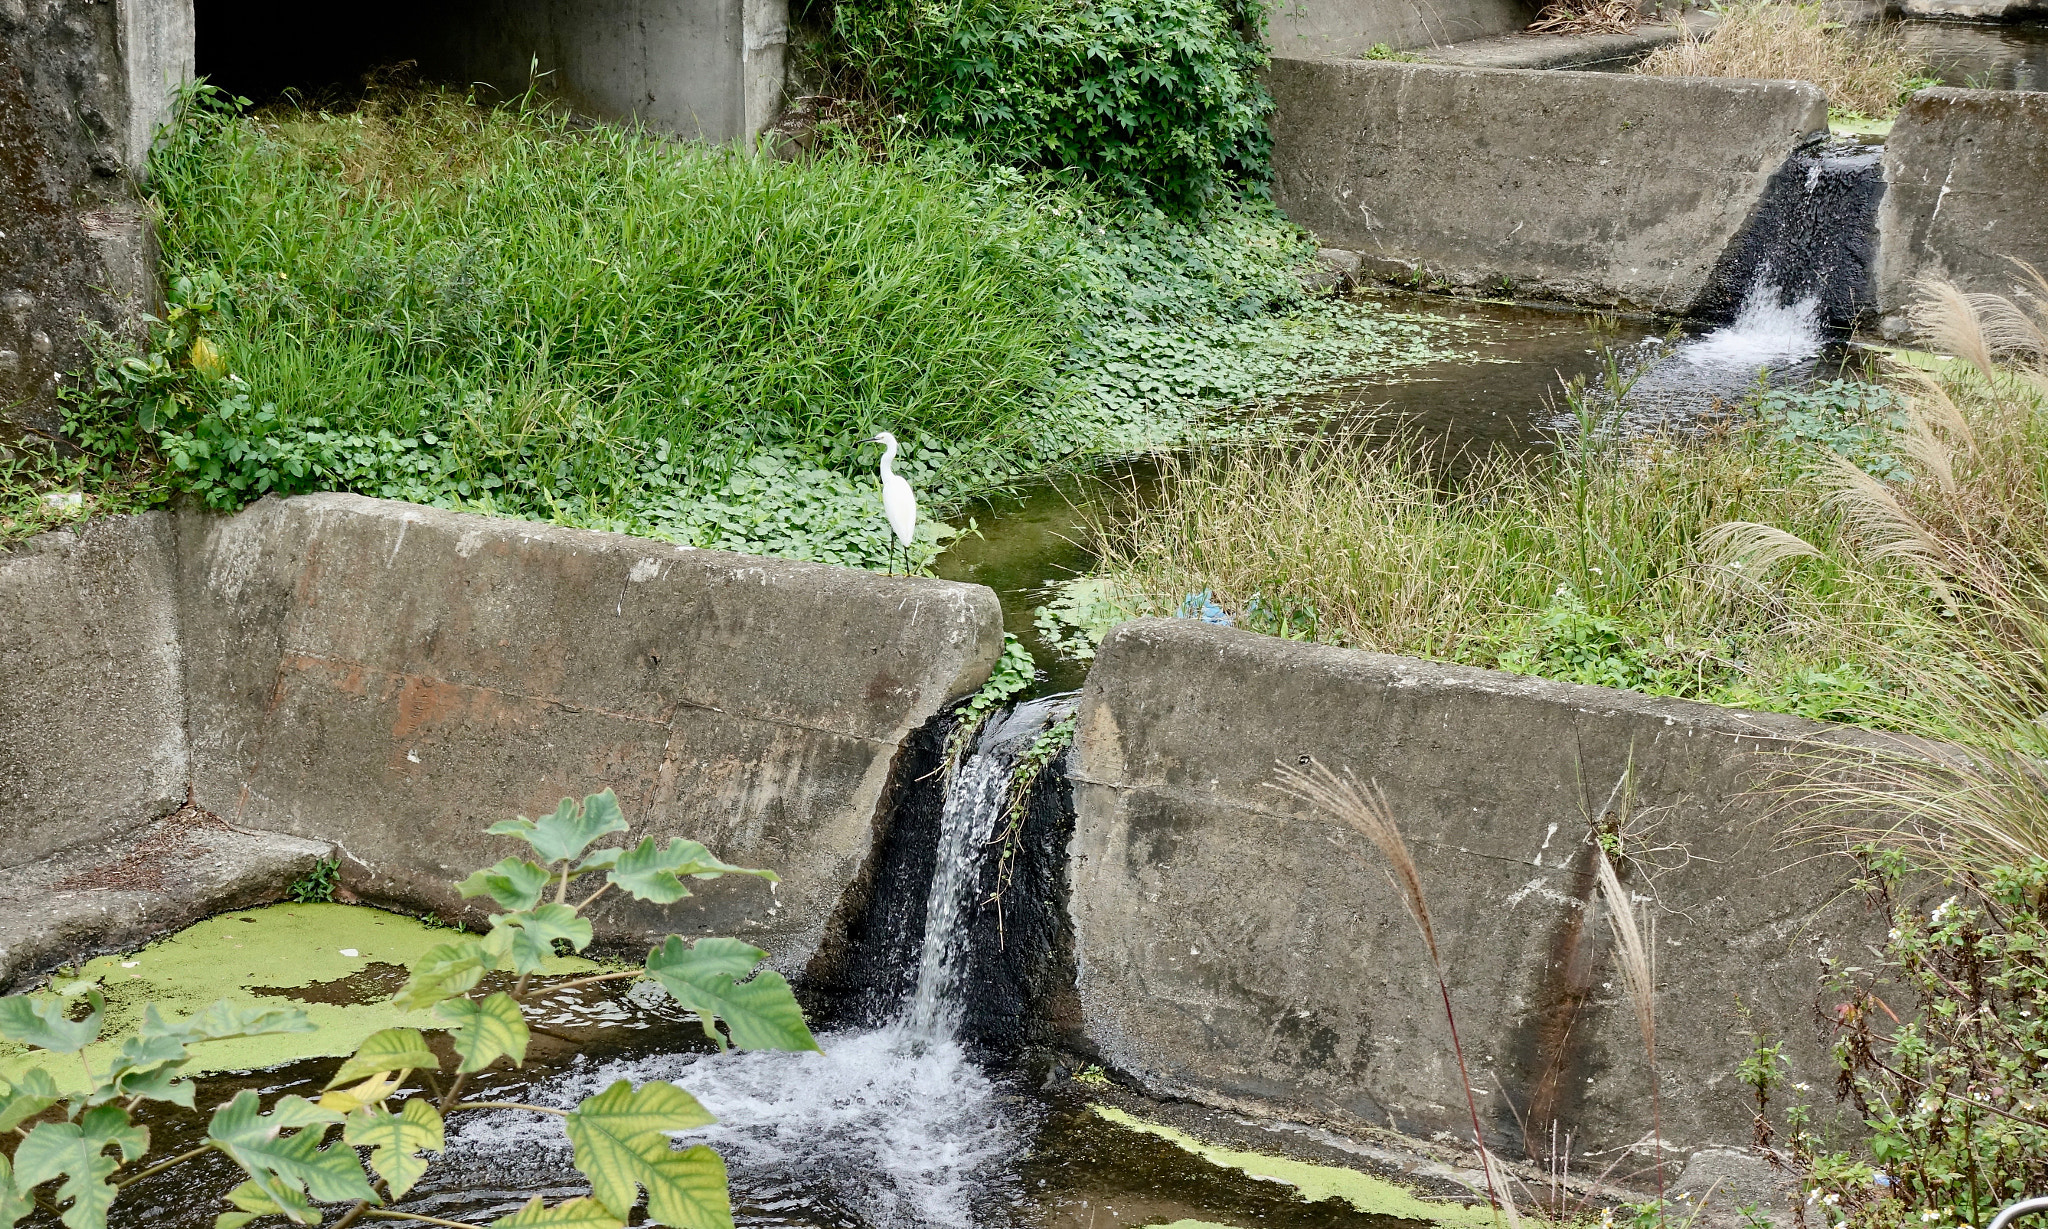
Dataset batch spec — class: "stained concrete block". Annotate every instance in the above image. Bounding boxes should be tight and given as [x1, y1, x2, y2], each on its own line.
[1266, 0, 1536, 59]
[0, 514, 188, 867]
[1876, 88, 2048, 323]
[0, 806, 333, 990]
[176, 494, 1004, 972]
[1266, 58, 1826, 313]
[1070, 620, 1881, 1161]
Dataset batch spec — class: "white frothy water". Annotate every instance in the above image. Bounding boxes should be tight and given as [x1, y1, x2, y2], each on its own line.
[452, 698, 1076, 1228]
[450, 1026, 1019, 1228]
[1677, 281, 1825, 367]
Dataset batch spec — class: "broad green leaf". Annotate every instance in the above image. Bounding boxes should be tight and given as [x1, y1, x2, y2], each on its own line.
[343, 1099, 444, 1199]
[0, 1155, 35, 1228]
[604, 838, 772, 904]
[487, 790, 628, 863]
[563, 1081, 725, 1227]
[0, 1068, 62, 1132]
[0, 991, 104, 1053]
[328, 1027, 439, 1087]
[458, 858, 554, 911]
[15, 1104, 148, 1229]
[89, 1030, 195, 1107]
[213, 1178, 316, 1229]
[395, 936, 492, 1011]
[207, 1090, 376, 1205]
[484, 903, 594, 975]
[644, 937, 820, 1053]
[436, 992, 530, 1073]
[142, 999, 313, 1044]
[490, 1195, 626, 1229]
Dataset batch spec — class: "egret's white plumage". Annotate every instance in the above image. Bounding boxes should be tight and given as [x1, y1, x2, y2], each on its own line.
[872, 431, 918, 572]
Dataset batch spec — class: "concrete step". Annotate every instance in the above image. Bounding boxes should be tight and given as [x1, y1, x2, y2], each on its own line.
[1418, 11, 1716, 71]
[0, 805, 333, 991]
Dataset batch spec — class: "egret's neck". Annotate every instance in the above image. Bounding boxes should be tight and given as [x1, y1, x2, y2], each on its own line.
[878, 438, 899, 476]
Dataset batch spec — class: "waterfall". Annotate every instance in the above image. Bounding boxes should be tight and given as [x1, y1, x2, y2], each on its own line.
[449, 695, 1078, 1228]
[904, 696, 1074, 1039]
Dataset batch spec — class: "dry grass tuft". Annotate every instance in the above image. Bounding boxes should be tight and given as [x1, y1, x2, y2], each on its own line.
[1528, 0, 1639, 36]
[1632, 3, 1928, 120]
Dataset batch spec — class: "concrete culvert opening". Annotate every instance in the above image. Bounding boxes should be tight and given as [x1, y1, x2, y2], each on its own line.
[192, 0, 787, 139]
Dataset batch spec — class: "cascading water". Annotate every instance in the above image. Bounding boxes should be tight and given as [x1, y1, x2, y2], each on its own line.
[444, 696, 1078, 1229]
[1588, 139, 1884, 430]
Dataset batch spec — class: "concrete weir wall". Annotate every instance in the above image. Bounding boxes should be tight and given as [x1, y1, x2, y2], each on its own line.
[1877, 87, 2048, 320]
[1070, 619, 1873, 1156]
[1266, 0, 1536, 59]
[1, 497, 1003, 980]
[1266, 58, 1828, 313]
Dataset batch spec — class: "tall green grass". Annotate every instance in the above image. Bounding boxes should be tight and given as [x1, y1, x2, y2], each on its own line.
[33, 86, 1464, 562]
[1079, 376, 1973, 720]
[150, 87, 1067, 493]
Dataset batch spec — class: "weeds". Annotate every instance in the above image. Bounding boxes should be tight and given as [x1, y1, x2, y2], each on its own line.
[1633, 5, 1936, 121]
[21, 82, 1465, 561]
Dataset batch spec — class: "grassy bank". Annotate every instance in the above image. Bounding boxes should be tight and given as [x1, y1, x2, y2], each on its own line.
[1633, 3, 1934, 121]
[4, 84, 1464, 562]
[1068, 283, 2048, 725]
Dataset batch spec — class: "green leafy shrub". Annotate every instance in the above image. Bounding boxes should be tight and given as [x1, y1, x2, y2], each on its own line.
[832, 0, 1274, 211]
[0, 789, 815, 1228]
[1792, 856, 2048, 1228]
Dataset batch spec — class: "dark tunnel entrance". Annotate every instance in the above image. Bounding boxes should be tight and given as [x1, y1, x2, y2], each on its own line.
[193, 0, 458, 104]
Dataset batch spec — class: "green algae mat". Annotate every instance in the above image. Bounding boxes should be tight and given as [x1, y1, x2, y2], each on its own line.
[0, 903, 600, 1089]
[1092, 1104, 1498, 1228]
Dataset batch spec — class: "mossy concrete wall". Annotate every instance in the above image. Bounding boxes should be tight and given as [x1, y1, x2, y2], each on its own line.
[1876, 87, 2048, 327]
[1069, 619, 1878, 1159]
[2, 496, 1003, 980]
[0, 0, 181, 441]
[1264, 58, 1827, 314]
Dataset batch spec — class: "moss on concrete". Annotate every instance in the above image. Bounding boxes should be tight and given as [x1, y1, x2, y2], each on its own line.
[0, 903, 601, 1090]
[1091, 1104, 1496, 1228]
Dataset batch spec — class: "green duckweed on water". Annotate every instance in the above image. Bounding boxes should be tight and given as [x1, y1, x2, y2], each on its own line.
[0, 903, 600, 1089]
[1091, 1105, 1494, 1228]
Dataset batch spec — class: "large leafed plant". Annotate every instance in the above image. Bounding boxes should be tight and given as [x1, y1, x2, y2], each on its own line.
[0, 790, 817, 1229]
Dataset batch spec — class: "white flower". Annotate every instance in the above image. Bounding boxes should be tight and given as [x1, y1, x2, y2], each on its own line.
[1922, 1212, 1942, 1222]
[1794, 1082, 1812, 1092]
[1823, 1192, 1841, 1206]
[1933, 895, 1959, 923]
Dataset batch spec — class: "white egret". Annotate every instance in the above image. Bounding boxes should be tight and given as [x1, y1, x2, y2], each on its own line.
[871, 431, 918, 575]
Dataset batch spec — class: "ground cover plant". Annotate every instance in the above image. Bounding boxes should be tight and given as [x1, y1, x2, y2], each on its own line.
[1069, 278, 2048, 729]
[12, 80, 1464, 566]
[1633, 3, 1936, 121]
[0, 789, 813, 1228]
